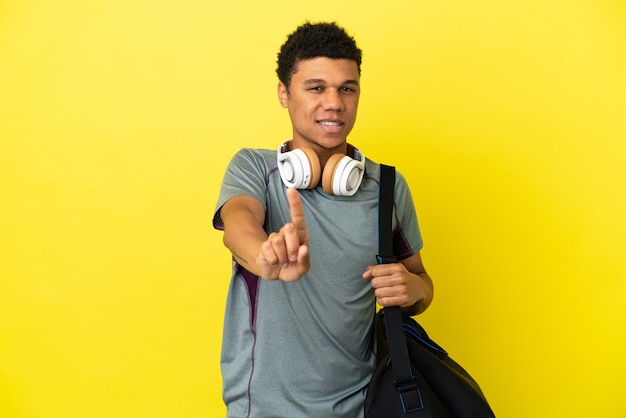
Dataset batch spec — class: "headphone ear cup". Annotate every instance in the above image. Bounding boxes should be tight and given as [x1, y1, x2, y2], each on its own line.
[299, 147, 321, 189]
[277, 144, 321, 189]
[322, 154, 346, 195]
[322, 153, 365, 196]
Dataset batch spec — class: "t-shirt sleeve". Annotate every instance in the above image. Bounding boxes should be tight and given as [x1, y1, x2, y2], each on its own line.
[393, 171, 424, 260]
[212, 148, 269, 230]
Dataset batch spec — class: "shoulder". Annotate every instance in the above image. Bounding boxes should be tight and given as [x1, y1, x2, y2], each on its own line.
[362, 158, 380, 184]
[228, 147, 275, 166]
[362, 159, 410, 189]
[222, 147, 279, 182]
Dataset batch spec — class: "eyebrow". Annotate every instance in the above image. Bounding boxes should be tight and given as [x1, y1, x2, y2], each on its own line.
[303, 78, 360, 86]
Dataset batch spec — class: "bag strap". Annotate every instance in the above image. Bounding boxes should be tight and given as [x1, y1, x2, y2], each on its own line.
[378, 164, 424, 413]
[377, 164, 397, 265]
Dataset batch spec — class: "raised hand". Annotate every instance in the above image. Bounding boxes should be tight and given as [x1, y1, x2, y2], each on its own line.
[258, 188, 311, 281]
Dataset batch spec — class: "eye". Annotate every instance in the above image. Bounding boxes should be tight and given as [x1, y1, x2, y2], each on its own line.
[340, 86, 357, 93]
[307, 86, 324, 92]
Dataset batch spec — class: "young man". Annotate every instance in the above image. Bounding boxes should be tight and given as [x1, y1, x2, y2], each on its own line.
[213, 22, 433, 418]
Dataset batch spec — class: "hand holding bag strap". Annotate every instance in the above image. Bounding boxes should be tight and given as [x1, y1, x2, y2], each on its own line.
[378, 164, 424, 413]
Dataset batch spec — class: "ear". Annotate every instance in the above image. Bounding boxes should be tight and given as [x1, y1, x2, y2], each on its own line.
[277, 82, 289, 108]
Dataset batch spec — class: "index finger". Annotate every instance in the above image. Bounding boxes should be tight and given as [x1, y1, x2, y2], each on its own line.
[286, 187, 306, 230]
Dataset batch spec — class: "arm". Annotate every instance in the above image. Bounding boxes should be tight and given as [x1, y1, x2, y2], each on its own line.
[220, 195, 267, 272]
[220, 188, 311, 282]
[362, 252, 434, 316]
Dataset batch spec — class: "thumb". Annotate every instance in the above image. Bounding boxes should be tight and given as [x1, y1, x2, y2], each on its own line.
[362, 265, 374, 279]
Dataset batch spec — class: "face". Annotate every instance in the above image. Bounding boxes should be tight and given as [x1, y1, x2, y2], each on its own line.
[278, 57, 360, 155]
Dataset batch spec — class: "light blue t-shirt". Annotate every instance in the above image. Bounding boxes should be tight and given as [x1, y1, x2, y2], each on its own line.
[213, 147, 423, 418]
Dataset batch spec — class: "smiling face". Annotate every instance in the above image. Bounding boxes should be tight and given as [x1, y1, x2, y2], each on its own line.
[278, 57, 360, 157]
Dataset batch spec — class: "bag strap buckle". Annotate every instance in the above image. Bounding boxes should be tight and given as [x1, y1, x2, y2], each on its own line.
[395, 380, 424, 413]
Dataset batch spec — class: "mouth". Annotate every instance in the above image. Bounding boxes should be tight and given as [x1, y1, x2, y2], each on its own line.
[317, 120, 344, 133]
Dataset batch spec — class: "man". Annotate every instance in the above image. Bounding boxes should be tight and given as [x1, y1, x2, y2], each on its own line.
[213, 22, 433, 418]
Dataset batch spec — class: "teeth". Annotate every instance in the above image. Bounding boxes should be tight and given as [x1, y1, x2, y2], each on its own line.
[319, 121, 341, 126]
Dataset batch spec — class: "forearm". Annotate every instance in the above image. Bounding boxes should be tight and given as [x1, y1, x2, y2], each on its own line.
[223, 212, 267, 276]
[220, 196, 268, 277]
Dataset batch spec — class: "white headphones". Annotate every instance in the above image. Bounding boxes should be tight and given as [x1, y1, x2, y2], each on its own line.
[276, 140, 366, 196]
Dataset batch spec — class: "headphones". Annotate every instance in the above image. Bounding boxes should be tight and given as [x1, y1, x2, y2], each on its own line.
[276, 140, 366, 196]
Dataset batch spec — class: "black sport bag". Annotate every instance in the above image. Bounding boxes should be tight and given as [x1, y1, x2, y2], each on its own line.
[364, 307, 495, 417]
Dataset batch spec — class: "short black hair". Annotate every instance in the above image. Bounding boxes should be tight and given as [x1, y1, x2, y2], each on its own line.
[276, 22, 362, 89]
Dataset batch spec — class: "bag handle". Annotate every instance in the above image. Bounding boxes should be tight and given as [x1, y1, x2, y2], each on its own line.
[378, 164, 424, 413]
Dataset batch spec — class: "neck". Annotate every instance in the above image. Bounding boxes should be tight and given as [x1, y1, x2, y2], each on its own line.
[318, 143, 349, 170]
[287, 139, 350, 169]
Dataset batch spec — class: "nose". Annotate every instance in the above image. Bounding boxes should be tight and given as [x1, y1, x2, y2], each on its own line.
[322, 89, 344, 111]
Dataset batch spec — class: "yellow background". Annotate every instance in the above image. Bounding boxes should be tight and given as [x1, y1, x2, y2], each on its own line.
[1, 0, 625, 417]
